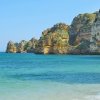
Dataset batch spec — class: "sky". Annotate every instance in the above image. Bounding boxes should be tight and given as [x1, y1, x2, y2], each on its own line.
[0, 0, 100, 51]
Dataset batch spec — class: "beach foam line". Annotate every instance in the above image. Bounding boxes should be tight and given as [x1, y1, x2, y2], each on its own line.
[84, 94, 100, 100]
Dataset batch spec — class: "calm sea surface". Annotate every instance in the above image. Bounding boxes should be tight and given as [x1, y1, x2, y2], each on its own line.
[0, 53, 100, 100]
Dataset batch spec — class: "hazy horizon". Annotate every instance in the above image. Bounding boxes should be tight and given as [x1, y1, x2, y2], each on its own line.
[0, 0, 100, 51]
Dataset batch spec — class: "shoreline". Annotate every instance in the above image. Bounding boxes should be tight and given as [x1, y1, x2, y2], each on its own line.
[2, 52, 100, 55]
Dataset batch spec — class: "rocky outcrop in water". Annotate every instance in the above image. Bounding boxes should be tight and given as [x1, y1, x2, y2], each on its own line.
[6, 38, 38, 53]
[6, 41, 17, 53]
[34, 23, 69, 54]
[6, 10, 100, 54]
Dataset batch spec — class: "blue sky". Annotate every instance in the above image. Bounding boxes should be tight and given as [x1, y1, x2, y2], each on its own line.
[0, 0, 100, 51]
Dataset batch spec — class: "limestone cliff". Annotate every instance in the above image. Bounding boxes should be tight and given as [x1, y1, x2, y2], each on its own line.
[90, 10, 100, 53]
[6, 10, 100, 54]
[34, 23, 69, 54]
[6, 41, 17, 53]
[69, 13, 96, 45]
[6, 38, 38, 53]
[68, 12, 97, 54]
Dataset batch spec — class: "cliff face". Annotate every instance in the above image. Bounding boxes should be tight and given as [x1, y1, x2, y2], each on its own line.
[6, 23, 70, 54]
[69, 13, 96, 45]
[68, 12, 97, 54]
[6, 38, 38, 53]
[6, 10, 100, 54]
[34, 23, 69, 54]
[6, 41, 17, 53]
[90, 11, 100, 53]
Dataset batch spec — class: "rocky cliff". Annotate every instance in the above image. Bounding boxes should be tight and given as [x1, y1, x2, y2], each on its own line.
[34, 23, 69, 54]
[6, 38, 38, 53]
[69, 13, 96, 44]
[69, 12, 96, 54]
[6, 41, 17, 53]
[90, 10, 100, 53]
[6, 10, 100, 54]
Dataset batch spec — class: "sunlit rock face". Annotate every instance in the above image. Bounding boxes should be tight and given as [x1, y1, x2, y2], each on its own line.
[26, 38, 38, 53]
[90, 10, 100, 53]
[6, 38, 38, 53]
[68, 12, 97, 54]
[69, 13, 96, 45]
[34, 23, 70, 54]
[16, 40, 27, 53]
[6, 41, 17, 53]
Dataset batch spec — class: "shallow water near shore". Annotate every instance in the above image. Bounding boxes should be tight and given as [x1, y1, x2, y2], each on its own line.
[0, 53, 100, 100]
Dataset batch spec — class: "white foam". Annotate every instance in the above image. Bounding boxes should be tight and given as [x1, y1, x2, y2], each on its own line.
[84, 94, 100, 100]
[1, 83, 100, 100]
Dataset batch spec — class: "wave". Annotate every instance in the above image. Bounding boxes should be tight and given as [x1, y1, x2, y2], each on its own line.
[83, 94, 100, 100]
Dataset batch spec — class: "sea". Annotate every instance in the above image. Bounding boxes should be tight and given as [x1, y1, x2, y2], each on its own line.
[0, 52, 100, 100]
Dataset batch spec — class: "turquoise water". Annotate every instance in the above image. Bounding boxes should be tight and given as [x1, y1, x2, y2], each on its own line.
[0, 53, 100, 100]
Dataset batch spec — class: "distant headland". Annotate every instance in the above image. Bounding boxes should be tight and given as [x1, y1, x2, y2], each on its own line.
[6, 10, 100, 54]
